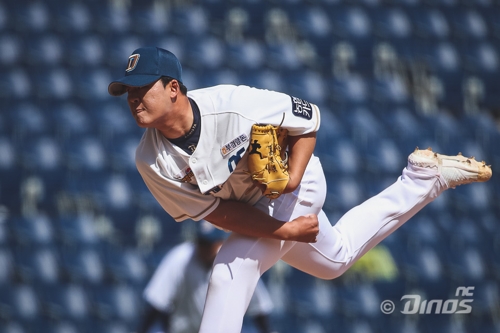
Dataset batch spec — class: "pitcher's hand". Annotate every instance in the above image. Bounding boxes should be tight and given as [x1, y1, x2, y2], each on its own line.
[287, 214, 319, 243]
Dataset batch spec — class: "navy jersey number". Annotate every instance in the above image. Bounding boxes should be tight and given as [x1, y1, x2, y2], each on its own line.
[228, 147, 246, 172]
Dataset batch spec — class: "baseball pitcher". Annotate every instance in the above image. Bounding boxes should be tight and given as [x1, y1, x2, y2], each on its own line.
[108, 47, 492, 333]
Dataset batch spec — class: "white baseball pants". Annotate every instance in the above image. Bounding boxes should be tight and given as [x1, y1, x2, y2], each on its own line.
[199, 156, 448, 332]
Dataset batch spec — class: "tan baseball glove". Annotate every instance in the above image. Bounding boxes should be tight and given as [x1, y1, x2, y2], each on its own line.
[247, 124, 289, 199]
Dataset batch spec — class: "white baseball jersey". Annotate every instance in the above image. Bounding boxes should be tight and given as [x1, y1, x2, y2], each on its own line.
[135, 85, 320, 222]
[143, 242, 274, 333]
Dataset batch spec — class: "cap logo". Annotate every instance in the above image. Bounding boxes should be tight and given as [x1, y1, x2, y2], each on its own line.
[126, 54, 140, 72]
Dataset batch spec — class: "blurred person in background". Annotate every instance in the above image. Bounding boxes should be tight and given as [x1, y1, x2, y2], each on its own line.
[136, 220, 276, 333]
[340, 244, 399, 284]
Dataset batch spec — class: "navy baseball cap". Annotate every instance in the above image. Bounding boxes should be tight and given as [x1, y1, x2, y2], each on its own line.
[108, 46, 183, 97]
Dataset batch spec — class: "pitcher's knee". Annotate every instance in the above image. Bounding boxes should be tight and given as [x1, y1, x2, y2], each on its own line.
[315, 264, 350, 280]
[328, 267, 349, 280]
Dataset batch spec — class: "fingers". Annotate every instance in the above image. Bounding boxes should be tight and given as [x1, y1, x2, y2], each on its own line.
[312, 229, 319, 243]
[289, 214, 319, 243]
[310, 215, 319, 243]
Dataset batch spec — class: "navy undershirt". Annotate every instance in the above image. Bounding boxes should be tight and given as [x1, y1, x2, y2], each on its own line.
[168, 98, 201, 155]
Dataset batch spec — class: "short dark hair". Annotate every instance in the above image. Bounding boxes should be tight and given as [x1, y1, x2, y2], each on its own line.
[161, 76, 188, 95]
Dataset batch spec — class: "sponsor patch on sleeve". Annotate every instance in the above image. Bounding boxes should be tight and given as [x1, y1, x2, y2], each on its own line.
[291, 96, 313, 120]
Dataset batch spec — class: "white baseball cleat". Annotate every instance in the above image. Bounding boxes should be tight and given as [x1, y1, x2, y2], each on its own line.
[408, 147, 492, 188]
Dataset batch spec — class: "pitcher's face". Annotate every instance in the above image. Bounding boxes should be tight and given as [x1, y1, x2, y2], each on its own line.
[126, 79, 173, 128]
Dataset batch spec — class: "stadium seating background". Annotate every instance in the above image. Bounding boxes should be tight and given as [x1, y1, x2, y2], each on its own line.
[0, 0, 499, 332]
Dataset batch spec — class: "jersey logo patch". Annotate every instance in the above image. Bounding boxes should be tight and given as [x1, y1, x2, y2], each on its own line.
[126, 54, 140, 72]
[221, 134, 248, 157]
[291, 96, 313, 120]
[228, 147, 246, 173]
[249, 140, 263, 159]
[174, 166, 194, 183]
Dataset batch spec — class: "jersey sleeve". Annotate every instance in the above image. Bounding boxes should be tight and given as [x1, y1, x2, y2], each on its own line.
[225, 85, 321, 136]
[136, 133, 220, 222]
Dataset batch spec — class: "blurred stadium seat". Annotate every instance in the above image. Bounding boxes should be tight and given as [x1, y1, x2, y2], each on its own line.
[50, 103, 93, 140]
[57, 214, 100, 246]
[8, 103, 50, 141]
[128, 2, 171, 36]
[374, 7, 413, 40]
[0, 322, 28, 333]
[89, 284, 141, 324]
[0, 69, 32, 100]
[0, 284, 41, 322]
[14, 245, 63, 286]
[13, 1, 51, 33]
[38, 283, 91, 322]
[226, 40, 266, 70]
[0, 34, 23, 68]
[10, 215, 55, 247]
[338, 283, 382, 319]
[411, 7, 450, 39]
[0, 248, 14, 286]
[330, 74, 370, 106]
[53, 2, 92, 35]
[65, 35, 105, 68]
[170, 5, 209, 37]
[92, 2, 131, 35]
[25, 34, 64, 67]
[61, 246, 107, 286]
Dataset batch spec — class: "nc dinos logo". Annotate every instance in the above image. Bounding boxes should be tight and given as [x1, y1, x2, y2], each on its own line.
[126, 54, 140, 72]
